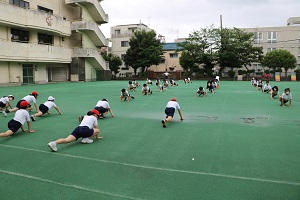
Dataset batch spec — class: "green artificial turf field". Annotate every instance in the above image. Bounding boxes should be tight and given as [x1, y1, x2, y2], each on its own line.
[0, 80, 299, 200]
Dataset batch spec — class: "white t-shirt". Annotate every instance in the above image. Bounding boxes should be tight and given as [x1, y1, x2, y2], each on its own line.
[79, 115, 98, 129]
[95, 100, 110, 108]
[121, 91, 129, 97]
[216, 76, 220, 81]
[142, 86, 150, 91]
[164, 72, 169, 76]
[281, 93, 292, 100]
[13, 109, 30, 124]
[22, 95, 36, 104]
[0, 97, 10, 104]
[43, 101, 57, 109]
[264, 84, 272, 90]
[166, 101, 180, 110]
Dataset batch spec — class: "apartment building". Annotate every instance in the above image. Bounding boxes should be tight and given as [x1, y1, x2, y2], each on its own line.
[110, 23, 152, 77]
[0, 0, 110, 85]
[242, 17, 300, 74]
[147, 42, 183, 79]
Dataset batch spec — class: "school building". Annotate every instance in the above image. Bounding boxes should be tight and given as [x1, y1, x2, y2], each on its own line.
[0, 0, 110, 86]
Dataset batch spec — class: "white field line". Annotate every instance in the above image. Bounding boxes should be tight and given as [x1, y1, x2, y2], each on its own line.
[1, 144, 300, 187]
[0, 169, 145, 200]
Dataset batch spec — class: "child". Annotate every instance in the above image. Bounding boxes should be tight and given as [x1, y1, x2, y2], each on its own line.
[9, 91, 39, 113]
[262, 81, 272, 93]
[257, 79, 263, 90]
[128, 81, 136, 92]
[270, 86, 280, 99]
[48, 109, 101, 152]
[132, 80, 140, 87]
[142, 84, 153, 95]
[94, 98, 115, 119]
[0, 95, 14, 117]
[163, 79, 169, 90]
[30, 96, 63, 121]
[156, 78, 163, 92]
[161, 98, 184, 128]
[170, 79, 178, 86]
[120, 88, 135, 102]
[196, 87, 206, 97]
[279, 88, 292, 107]
[206, 80, 214, 94]
[146, 78, 152, 85]
[0, 101, 34, 138]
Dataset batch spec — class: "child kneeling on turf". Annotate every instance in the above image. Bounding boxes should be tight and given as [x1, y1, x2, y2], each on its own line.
[48, 109, 102, 152]
[196, 86, 206, 97]
[31, 96, 63, 121]
[279, 88, 292, 107]
[0, 101, 34, 138]
[120, 88, 135, 102]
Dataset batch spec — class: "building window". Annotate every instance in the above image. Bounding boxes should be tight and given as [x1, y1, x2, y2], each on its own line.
[160, 58, 165, 63]
[37, 6, 53, 14]
[252, 64, 262, 72]
[267, 32, 277, 43]
[121, 41, 129, 47]
[38, 33, 53, 45]
[11, 28, 29, 43]
[254, 32, 263, 44]
[169, 53, 178, 58]
[115, 30, 120, 35]
[267, 48, 276, 53]
[9, 0, 29, 9]
[298, 48, 300, 60]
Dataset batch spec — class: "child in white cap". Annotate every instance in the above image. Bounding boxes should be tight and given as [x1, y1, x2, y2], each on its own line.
[31, 96, 62, 121]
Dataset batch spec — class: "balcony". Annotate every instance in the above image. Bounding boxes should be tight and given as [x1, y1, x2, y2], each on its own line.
[0, 2, 71, 36]
[65, 0, 109, 24]
[72, 48, 109, 70]
[71, 21, 108, 47]
[0, 40, 72, 63]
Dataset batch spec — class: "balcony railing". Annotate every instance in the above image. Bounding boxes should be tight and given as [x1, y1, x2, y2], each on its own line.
[71, 21, 108, 47]
[0, 40, 72, 63]
[65, 0, 108, 24]
[0, 1, 71, 36]
[72, 48, 109, 70]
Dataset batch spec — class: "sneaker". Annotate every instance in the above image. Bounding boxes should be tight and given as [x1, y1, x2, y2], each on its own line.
[48, 141, 57, 152]
[78, 116, 83, 123]
[124, 97, 127, 101]
[31, 115, 35, 121]
[131, 96, 135, 99]
[161, 120, 166, 128]
[99, 114, 106, 119]
[2, 110, 7, 117]
[82, 138, 93, 144]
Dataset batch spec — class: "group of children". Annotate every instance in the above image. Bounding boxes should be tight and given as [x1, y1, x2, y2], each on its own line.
[195, 76, 220, 97]
[251, 78, 292, 106]
[0, 92, 63, 139]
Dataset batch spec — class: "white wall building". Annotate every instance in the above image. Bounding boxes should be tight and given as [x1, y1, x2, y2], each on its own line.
[110, 23, 152, 77]
[242, 17, 300, 75]
[0, 0, 110, 85]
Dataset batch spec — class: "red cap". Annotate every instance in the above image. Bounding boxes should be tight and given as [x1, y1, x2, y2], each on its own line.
[170, 98, 177, 102]
[32, 91, 38, 96]
[20, 101, 29, 109]
[91, 109, 100, 116]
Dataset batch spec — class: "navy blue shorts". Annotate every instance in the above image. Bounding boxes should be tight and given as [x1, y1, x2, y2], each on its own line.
[0, 102, 6, 108]
[16, 100, 31, 109]
[94, 106, 108, 114]
[39, 104, 49, 114]
[8, 119, 22, 133]
[165, 107, 175, 117]
[71, 126, 94, 140]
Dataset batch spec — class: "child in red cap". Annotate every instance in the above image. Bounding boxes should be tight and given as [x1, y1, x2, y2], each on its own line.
[48, 109, 102, 152]
[161, 98, 184, 128]
[9, 91, 39, 113]
[0, 101, 34, 138]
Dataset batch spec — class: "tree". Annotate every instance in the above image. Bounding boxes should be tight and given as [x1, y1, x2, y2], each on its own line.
[216, 28, 263, 76]
[103, 53, 123, 76]
[262, 49, 297, 80]
[123, 30, 164, 76]
[178, 26, 218, 76]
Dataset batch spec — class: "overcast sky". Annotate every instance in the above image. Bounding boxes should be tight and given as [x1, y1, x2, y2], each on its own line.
[100, 0, 300, 42]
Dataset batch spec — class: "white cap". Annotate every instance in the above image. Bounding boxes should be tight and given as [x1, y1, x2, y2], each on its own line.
[48, 96, 55, 101]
